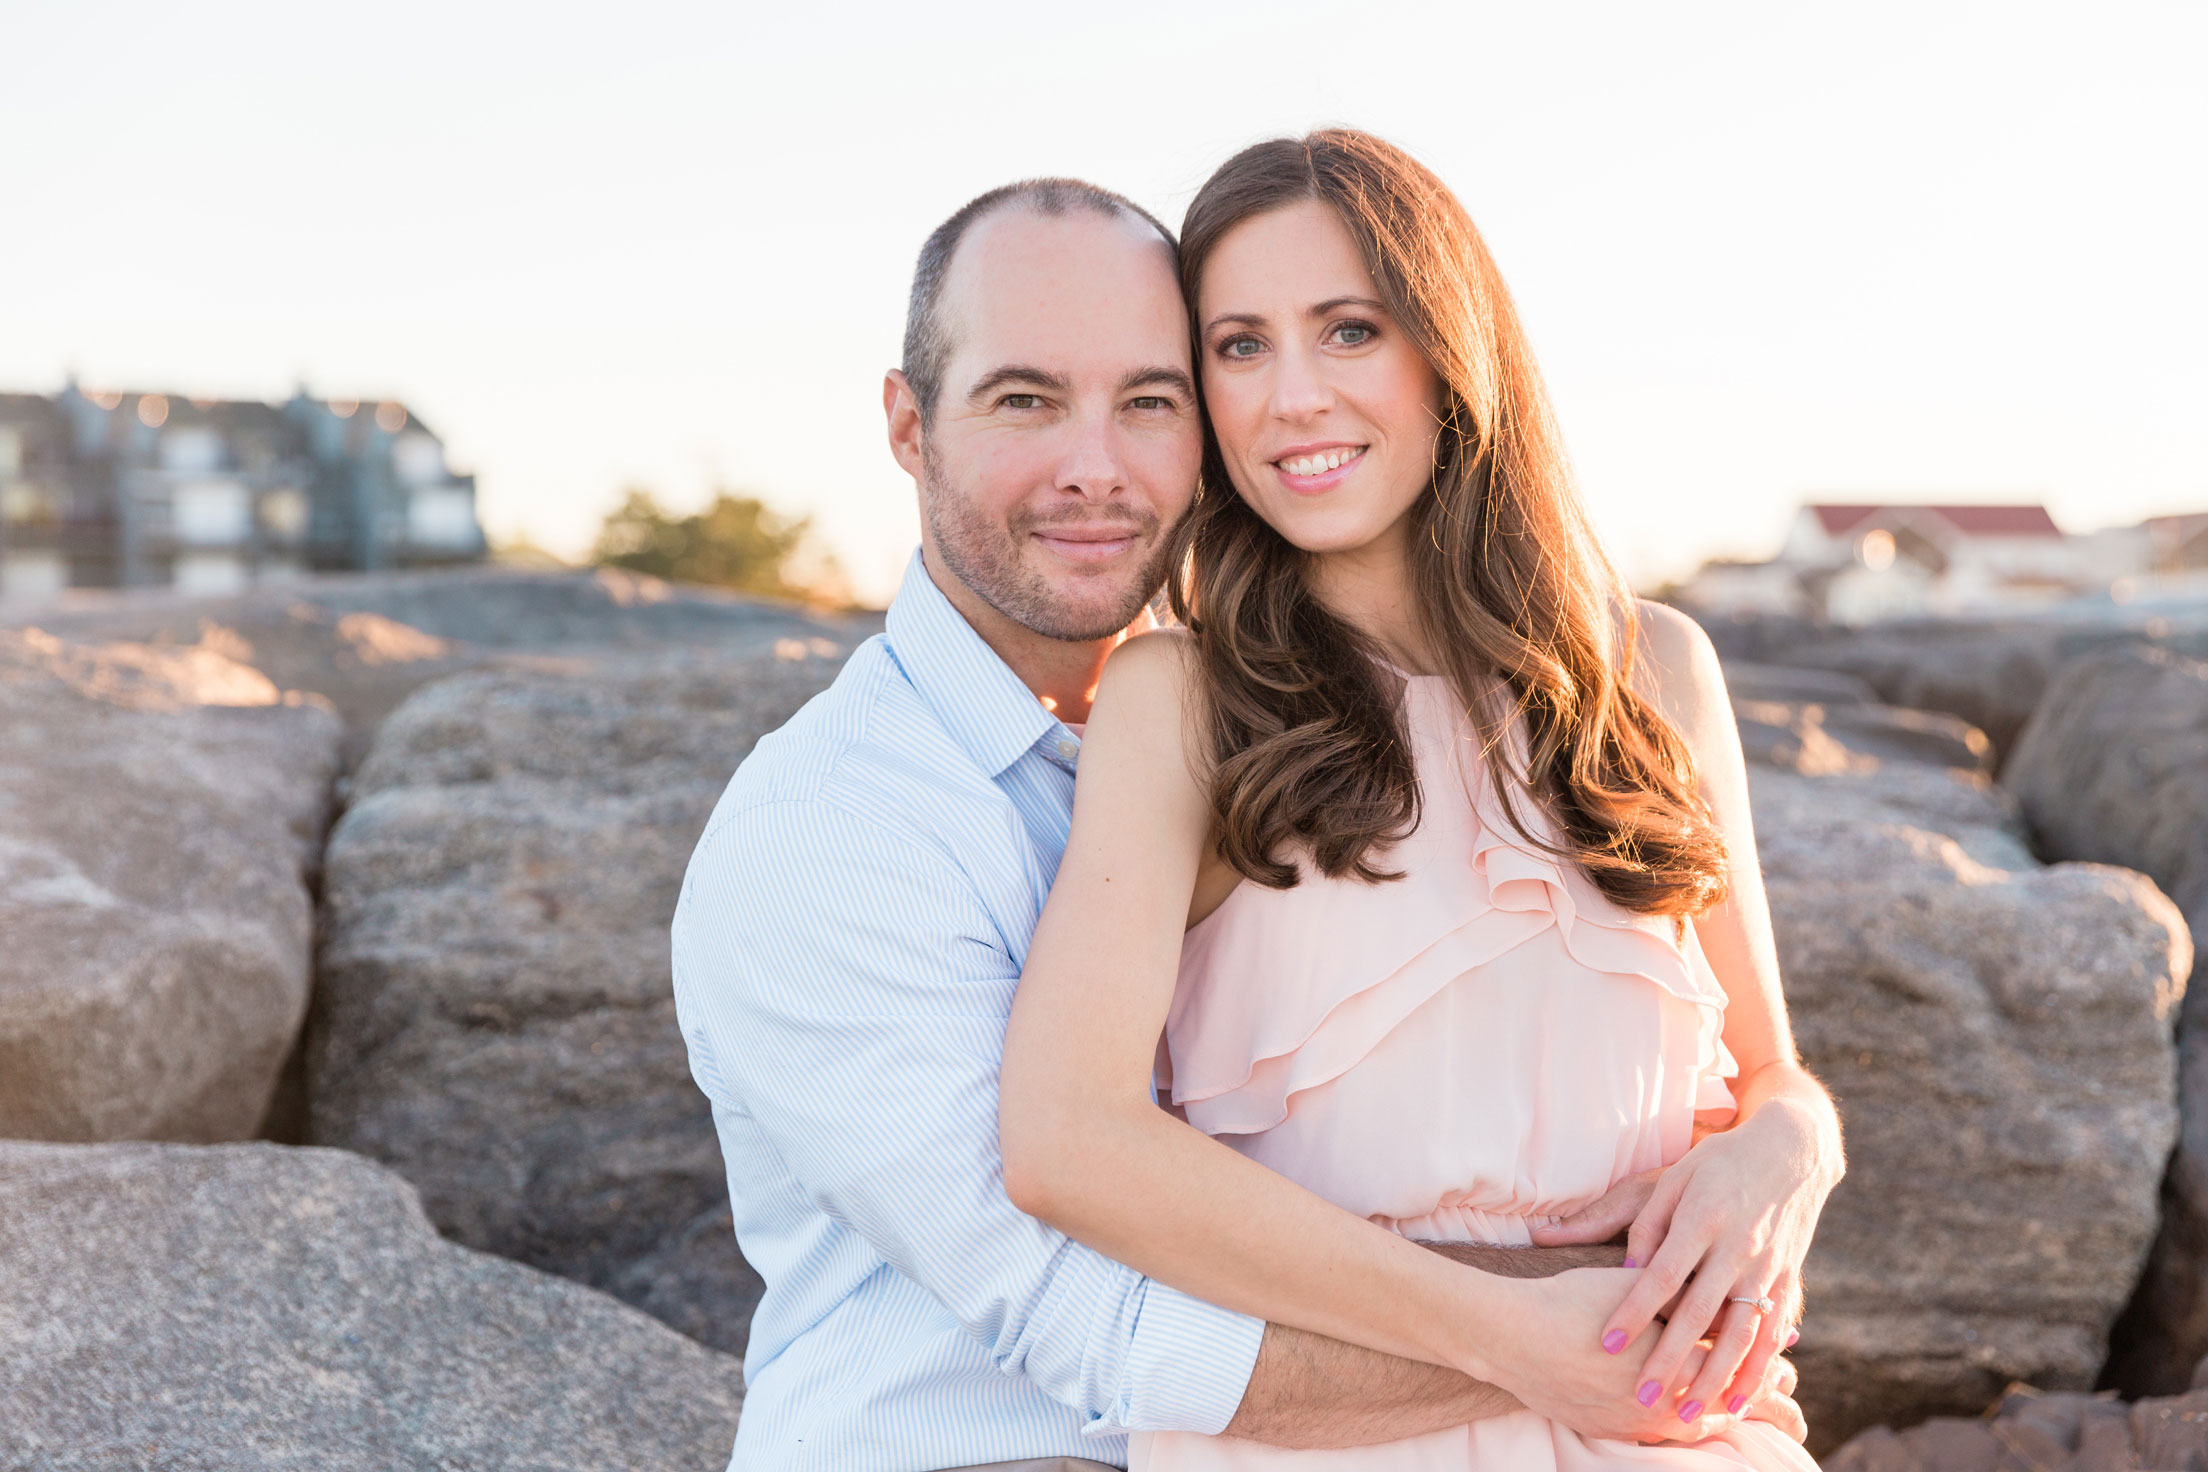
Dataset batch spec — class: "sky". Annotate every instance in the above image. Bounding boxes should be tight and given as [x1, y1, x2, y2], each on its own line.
[2, 1, 2202, 605]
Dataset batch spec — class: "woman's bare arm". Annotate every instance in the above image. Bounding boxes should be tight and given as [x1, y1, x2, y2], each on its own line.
[1586, 603, 1845, 1413]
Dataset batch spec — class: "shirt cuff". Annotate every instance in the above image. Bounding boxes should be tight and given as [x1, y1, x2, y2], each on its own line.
[1086, 1280, 1266, 1437]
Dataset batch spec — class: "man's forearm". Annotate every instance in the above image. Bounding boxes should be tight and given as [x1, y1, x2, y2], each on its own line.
[1221, 1242, 1626, 1449]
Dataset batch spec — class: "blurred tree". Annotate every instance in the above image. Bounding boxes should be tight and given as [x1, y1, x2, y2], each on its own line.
[589, 488, 846, 603]
[487, 530, 572, 569]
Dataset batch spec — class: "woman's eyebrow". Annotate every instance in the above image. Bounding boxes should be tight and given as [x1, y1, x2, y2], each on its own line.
[1309, 295, 1387, 317]
[1202, 311, 1266, 334]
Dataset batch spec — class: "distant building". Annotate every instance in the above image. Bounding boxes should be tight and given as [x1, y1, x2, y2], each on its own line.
[0, 382, 485, 599]
[2142, 512, 2208, 574]
[1677, 501, 2115, 624]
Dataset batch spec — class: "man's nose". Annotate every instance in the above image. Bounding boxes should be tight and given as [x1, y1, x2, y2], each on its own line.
[1269, 344, 1334, 422]
[1054, 411, 1129, 501]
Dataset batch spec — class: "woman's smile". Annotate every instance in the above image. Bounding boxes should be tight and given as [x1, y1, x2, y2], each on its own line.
[1270, 442, 1368, 493]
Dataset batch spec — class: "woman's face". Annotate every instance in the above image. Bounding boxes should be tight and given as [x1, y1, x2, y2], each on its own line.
[1196, 198, 1445, 559]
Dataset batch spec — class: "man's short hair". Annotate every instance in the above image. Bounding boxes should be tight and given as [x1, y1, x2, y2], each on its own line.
[901, 178, 1179, 427]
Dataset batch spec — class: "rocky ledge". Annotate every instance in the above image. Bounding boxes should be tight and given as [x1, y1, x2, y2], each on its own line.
[1730, 662, 2187, 1450]
[2, 571, 2203, 1462]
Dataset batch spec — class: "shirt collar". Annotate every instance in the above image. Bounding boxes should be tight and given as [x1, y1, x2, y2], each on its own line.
[884, 550, 1065, 779]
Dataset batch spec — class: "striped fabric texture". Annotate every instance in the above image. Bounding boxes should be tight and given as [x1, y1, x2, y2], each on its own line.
[672, 552, 1265, 1472]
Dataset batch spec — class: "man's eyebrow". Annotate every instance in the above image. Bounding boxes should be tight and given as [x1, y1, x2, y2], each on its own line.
[1118, 365, 1195, 398]
[965, 365, 1072, 403]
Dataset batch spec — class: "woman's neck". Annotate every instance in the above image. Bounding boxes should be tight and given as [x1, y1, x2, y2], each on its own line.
[1308, 522, 1437, 677]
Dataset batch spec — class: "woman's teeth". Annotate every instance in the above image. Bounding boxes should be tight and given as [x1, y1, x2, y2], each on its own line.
[1279, 447, 1366, 477]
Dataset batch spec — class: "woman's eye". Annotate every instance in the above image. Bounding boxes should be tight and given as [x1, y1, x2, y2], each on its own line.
[1001, 394, 1043, 410]
[1332, 322, 1374, 346]
[1218, 336, 1263, 359]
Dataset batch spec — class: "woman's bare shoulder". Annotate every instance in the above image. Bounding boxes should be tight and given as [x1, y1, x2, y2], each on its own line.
[1628, 599, 1731, 740]
[1088, 629, 1211, 771]
[1095, 627, 1202, 711]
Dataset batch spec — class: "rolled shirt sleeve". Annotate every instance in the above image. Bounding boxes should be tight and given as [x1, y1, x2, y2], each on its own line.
[671, 795, 1264, 1437]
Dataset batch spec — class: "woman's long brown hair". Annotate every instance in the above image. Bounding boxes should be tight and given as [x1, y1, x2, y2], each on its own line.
[1170, 130, 1728, 917]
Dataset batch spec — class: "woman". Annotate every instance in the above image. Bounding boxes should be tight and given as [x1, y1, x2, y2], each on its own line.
[997, 130, 1843, 1469]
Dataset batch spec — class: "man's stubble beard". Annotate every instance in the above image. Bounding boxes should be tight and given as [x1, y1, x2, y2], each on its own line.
[923, 450, 1183, 643]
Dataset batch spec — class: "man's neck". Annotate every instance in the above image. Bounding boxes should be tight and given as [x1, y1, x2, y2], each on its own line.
[920, 546, 1144, 726]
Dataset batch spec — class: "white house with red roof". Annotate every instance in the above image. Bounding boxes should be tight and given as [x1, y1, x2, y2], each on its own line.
[1681, 501, 2102, 623]
[1785, 503, 2085, 622]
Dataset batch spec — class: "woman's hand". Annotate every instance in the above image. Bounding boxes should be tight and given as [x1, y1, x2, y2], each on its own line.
[1534, 1092, 1840, 1422]
[1470, 1267, 1804, 1444]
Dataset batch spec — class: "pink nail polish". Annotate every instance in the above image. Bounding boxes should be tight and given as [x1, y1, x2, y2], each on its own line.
[1623, 1257, 1638, 1269]
[1785, 1330, 1800, 1348]
[1727, 1394, 1747, 1415]
[1637, 1380, 1661, 1407]
[1602, 1329, 1627, 1354]
[1678, 1399, 1703, 1423]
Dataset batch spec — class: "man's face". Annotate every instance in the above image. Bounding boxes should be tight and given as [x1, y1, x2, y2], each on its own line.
[897, 208, 1200, 643]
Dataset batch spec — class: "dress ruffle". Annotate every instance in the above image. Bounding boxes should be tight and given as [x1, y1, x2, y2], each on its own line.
[1166, 679, 1738, 1138]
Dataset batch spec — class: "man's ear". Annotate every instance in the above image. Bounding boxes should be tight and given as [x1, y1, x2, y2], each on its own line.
[884, 369, 927, 482]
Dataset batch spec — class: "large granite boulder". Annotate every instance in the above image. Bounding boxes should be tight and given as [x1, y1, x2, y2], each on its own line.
[0, 565, 873, 768]
[305, 646, 851, 1356]
[0, 1139, 742, 1470]
[0, 628, 341, 1142]
[1825, 1369, 2208, 1472]
[1731, 670, 2187, 1450]
[1700, 609, 2208, 767]
[2004, 644, 2208, 1394]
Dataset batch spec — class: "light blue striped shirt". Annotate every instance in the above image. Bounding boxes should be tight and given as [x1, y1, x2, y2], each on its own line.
[672, 551, 1266, 1472]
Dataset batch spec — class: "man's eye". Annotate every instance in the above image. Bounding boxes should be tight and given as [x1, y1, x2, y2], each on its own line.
[1001, 394, 1044, 410]
[1128, 396, 1174, 412]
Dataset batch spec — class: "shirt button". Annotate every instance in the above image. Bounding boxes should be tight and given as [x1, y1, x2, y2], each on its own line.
[1056, 739, 1078, 759]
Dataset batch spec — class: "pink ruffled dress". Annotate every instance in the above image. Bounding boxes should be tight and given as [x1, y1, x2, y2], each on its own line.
[1133, 675, 1818, 1472]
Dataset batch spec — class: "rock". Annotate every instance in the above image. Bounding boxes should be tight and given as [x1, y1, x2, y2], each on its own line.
[305, 647, 851, 1357]
[1754, 624, 2065, 762]
[1733, 686, 2188, 1450]
[0, 1139, 741, 1469]
[1723, 660, 1880, 707]
[1732, 691, 1993, 781]
[0, 628, 341, 1143]
[0, 565, 877, 767]
[1825, 1380, 2208, 1472]
[1698, 608, 2208, 768]
[300, 563, 861, 652]
[2004, 644, 2208, 1394]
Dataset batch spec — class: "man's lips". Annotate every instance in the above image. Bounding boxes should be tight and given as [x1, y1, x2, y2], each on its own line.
[1030, 525, 1145, 564]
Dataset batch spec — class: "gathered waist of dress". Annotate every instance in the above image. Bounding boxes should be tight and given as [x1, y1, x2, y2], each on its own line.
[1375, 1200, 1572, 1248]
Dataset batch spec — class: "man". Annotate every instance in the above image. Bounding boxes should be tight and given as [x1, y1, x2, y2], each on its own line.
[671, 179, 1800, 1471]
